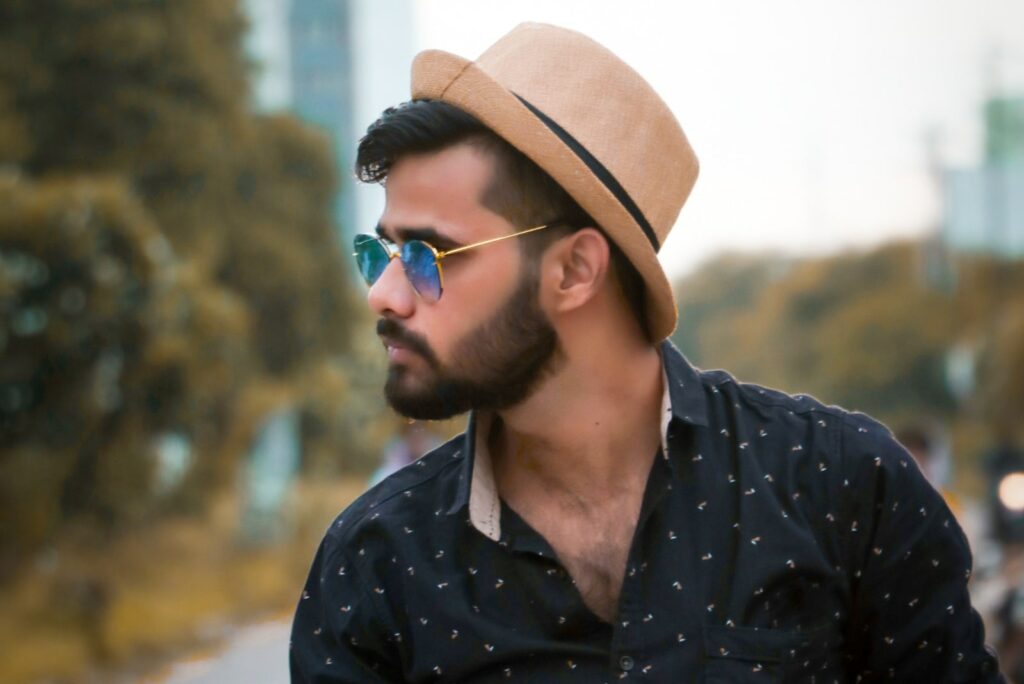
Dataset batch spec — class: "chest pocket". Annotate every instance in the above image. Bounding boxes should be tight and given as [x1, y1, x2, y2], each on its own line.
[703, 624, 844, 683]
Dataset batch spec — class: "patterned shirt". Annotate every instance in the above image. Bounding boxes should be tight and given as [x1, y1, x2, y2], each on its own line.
[290, 341, 1002, 682]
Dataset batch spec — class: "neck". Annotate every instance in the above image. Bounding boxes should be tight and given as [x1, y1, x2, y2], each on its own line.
[491, 326, 664, 499]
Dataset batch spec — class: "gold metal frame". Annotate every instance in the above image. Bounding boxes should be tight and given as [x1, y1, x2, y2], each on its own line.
[358, 223, 549, 297]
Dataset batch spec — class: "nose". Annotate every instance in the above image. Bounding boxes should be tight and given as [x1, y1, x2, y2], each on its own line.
[367, 256, 415, 319]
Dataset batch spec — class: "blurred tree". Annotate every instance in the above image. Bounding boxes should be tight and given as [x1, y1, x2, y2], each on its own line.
[219, 115, 352, 375]
[671, 253, 792, 367]
[973, 263, 1024, 439]
[0, 174, 251, 567]
[983, 307, 1024, 437]
[0, 0, 356, 376]
[0, 0, 362, 568]
[672, 242, 1022, 426]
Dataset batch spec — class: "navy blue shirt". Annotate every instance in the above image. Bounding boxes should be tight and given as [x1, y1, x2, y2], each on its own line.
[290, 341, 1001, 682]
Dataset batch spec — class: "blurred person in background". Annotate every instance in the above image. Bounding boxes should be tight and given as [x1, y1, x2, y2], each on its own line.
[984, 427, 1024, 682]
[895, 422, 962, 519]
[367, 421, 441, 488]
[994, 546, 1024, 684]
[291, 23, 1003, 682]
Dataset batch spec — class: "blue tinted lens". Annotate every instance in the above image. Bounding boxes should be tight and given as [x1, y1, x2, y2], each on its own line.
[353, 235, 389, 285]
[401, 241, 442, 301]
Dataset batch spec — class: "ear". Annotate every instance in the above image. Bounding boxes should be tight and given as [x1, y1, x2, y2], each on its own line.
[542, 228, 611, 314]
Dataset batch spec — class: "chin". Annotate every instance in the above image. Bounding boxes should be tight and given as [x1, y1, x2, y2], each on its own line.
[385, 391, 466, 421]
[385, 369, 463, 420]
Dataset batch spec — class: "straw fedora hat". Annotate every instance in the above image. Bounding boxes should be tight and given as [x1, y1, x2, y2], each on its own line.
[411, 22, 698, 341]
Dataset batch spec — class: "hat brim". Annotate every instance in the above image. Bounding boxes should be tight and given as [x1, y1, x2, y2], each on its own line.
[412, 49, 678, 341]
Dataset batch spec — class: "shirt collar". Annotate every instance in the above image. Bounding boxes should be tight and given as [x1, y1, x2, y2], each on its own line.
[447, 339, 709, 540]
[660, 338, 710, 428]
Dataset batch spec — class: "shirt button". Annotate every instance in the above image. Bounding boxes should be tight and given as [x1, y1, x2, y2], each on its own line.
[619, 655, 635, 671]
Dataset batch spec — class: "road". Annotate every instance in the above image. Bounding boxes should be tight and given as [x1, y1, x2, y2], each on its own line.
[154, 619, 290, 684]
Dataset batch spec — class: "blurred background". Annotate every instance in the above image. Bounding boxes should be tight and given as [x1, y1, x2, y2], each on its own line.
[0, 0, 1022, 682]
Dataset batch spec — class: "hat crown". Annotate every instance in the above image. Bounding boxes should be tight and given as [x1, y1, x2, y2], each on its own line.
[410, 22, 698, 340]
[473, 23, 697, 244]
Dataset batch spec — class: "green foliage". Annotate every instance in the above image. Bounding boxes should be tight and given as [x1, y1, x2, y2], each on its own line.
[0, 175, 252, 564]
[987, 307, 1024, 434]
[671, 252, 793, 366]
[0, 0, 249, 180]
[217, 114, 353, 375]
[0, 0, 368, 570]
[673, 241, 1023, 430]
[0, 0, 357, 377]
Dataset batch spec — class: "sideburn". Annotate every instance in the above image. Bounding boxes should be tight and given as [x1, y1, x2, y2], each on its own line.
[443, 264, 561, 411]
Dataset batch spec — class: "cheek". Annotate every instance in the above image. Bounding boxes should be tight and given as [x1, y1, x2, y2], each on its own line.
[423, 306, 472, 364]
[421, 297, 486, 365]
[452, 251, 522, 302]
[426, 253, 522, 349]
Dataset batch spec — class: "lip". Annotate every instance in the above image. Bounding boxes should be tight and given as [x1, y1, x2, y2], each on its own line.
[381, 337, 420, 363]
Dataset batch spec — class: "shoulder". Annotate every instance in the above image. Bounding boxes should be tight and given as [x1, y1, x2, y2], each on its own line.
[688, 366, 925, 520]
[695, 366, 906, 467]
[699, 366, 849, 422]
[321, 433, 468, 554]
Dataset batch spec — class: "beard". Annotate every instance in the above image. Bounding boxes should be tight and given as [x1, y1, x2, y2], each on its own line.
[377, 271, 559, 420]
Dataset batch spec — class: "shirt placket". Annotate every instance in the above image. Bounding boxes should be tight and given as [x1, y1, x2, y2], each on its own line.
[607, 449, 677, 679]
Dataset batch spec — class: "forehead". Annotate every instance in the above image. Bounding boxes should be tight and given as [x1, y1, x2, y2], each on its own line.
[380, 143, 502, 241]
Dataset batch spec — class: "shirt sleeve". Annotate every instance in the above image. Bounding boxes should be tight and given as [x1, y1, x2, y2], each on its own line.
[290, 533, 403, 683]
[840, 414, 1003, 682]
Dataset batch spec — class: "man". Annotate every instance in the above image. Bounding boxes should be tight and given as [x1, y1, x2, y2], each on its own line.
[291, 23, 1002, 682]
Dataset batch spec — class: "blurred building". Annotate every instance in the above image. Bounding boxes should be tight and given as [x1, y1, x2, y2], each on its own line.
[933, 88, 1024, 404]
[243, 0, 415, 245]
[289, 0, 356, 234]
[943, 95, 1024, 258]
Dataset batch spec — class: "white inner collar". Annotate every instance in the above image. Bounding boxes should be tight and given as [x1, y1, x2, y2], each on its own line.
[467, 367, 672, 541]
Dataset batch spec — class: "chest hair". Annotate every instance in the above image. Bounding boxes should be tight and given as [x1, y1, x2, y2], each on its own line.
[521, 496, 641, 623]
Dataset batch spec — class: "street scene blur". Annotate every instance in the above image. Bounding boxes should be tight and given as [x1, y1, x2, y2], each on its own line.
[0, 0, 1022, 682]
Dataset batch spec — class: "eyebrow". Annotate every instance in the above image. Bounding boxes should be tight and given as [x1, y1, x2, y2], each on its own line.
[375, 224, 462, 251]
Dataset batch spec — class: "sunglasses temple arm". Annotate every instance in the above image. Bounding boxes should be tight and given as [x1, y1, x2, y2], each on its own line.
[436, 224, 549, 258]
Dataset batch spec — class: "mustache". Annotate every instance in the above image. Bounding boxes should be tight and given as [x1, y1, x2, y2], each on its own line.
[376, 318, 439, 366]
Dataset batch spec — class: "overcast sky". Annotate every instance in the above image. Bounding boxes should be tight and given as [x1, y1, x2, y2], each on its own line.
[413, 0, 1024, 276]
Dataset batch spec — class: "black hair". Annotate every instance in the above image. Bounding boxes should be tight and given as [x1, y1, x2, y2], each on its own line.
[355, 100, 648, 337]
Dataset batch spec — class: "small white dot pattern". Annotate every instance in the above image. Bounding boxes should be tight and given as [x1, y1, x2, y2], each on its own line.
[290, 341, 1000, 682]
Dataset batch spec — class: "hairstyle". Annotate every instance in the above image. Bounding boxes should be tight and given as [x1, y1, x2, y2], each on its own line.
[355, 100, 647, 336]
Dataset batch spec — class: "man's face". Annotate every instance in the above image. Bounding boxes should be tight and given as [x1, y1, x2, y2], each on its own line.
[368, 143, 559, 420]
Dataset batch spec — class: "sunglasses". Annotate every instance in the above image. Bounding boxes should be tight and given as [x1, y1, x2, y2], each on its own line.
[352, 223, 550, 301]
